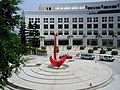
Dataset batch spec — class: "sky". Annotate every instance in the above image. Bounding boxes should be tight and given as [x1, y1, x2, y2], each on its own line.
[19, 0, 110, 10]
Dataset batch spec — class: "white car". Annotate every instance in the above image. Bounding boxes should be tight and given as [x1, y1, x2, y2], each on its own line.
[99, 55, 115, 62]
[80, 53, 95, 60]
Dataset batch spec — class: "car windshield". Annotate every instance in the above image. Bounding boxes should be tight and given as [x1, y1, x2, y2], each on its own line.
[108, 56, 112, 58]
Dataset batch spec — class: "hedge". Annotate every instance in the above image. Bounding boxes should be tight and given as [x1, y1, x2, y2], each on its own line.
[107, 47, 112, 51]
[67, 46, 72, 50]
[88, 49, 94, 53]
[111, 50, 118, 55]
[93, 47, 98, 50]
[80, 46, 86, 50]
[100, 49, 106, 54]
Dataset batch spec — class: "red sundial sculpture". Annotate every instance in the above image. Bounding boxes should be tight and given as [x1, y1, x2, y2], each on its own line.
[50, 32, 66, 67]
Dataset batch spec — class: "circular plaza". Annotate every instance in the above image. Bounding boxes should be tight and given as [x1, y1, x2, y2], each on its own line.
[8, 54, 114, 90]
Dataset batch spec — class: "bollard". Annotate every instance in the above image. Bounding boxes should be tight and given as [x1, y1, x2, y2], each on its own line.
[89, 83, 92, 86]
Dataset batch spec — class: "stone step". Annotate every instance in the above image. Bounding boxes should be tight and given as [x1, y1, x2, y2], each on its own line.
[8, 60, 114, 90]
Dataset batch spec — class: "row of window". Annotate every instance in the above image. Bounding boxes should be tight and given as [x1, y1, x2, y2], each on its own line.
[29, 16, 120, 23]
[28, 23, 120, 29]
[43, 30, 120, 36]
[52, 4, 119, 11]
[87, 4, 119, 10]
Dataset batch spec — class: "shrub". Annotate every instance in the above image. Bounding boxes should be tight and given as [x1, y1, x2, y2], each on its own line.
[111, 50, 118, 55]
[37, 46, 47, 53]
[31, 48, 36, 54]
[41, 46, 46, 49]
[107, 47, 112, 51]
[67, 46, 72, 50]
[93, 47, 98, 50]
[88, 49, 94, 53]
[80, 46, 86, 50]
[38, 49, 47, 53]
[100, 49, 106, 54]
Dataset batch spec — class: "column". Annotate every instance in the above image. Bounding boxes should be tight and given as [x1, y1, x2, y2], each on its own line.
[83, 38, 87, 46]
[98, 38, 102, 47]
[113, 38, 117, 48]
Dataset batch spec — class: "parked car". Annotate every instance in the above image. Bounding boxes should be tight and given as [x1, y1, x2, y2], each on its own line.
[76, 53, 95, 60]
[99, 54, 115, 62]
[59, 54, 72, 59]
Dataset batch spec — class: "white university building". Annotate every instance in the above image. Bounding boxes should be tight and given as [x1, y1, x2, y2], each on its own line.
[22, 0, 120, 48]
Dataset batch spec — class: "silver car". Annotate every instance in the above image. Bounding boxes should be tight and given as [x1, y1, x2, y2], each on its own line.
[99, 55, 115, 62]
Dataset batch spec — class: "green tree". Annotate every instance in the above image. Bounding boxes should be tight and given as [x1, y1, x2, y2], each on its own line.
[19, 21, 26, 45]
[28, 21, 40, 48]
[19, 20, 30, 54]
[0, 0, 26, 89]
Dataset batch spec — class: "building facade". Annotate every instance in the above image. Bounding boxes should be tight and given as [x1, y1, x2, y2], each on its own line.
[22, 0, 120, 48]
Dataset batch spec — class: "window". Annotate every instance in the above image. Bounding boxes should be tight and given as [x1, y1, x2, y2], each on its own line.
[79, 18, 83, 22]
[93, 24, 98, 29]
[58, 30, 63, 35]
[87, 17, 92, 22]
[64, 18, 69, 23]
[102, 17, 107, 22]
[109, 17, 114, 22]
[73, 30, 77, 35]
[35, 18, 40, 23]
[109, 30, 113, 35]
[64, 30, 69, 35]
[50, 18, 54, 23]
[49, 7, 51, 10]
[87, 30, 92, 35]
[47, 7, 51, 10]
[58, 18, 63, 23]
[117, 31, 120, 35]
[117, 16, 120, 22]
[87, 24, 92, 29]
[109, 23, 113, 28]
[50, 31, 54, 35]
[103, 6, 109, 9]
[44, 18, 48, 23]
[93, 30, 98, 35]
[29, 18, 34, 23]
[58, 24, 63, 29]
[102, 30, 107, 35]
[72, 18, 77, 23]
[118, 23, 120, 28]
[102, 24, 107, 28]
[44, 24, 48, 29]
[79, 24, 83, 29]
[44, 31, 48, 35]
[64, 24, 69, 29]
[73, 24, 77, 29]
[93, 17, 98, 22]
[79, 30, 83, 35]
[50, 24, 54, 29]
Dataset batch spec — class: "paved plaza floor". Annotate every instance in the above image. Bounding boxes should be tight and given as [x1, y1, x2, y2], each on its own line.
[7, 45, 120, 90]
[8, 54, 114, 90]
